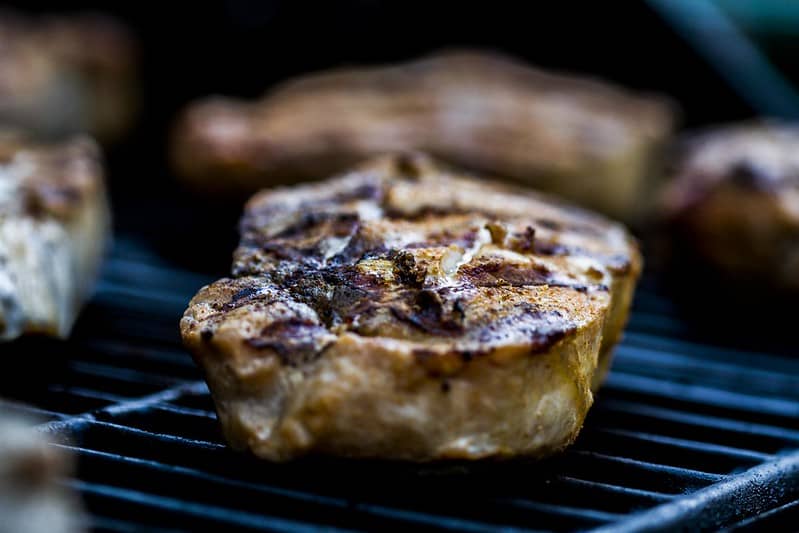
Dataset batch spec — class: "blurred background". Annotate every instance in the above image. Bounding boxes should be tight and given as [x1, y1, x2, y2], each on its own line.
[7, 0, 799, 273]
[11, 0, 794, 126]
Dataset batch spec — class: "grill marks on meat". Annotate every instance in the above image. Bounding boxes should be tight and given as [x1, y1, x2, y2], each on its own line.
[244, 319, 333, 366]
[458, 259, 552, 288]
[190, 154, 634, 367]
[474, 305, 573, 353]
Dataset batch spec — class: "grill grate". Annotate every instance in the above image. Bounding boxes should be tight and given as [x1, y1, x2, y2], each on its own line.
[3, 236, 799, 532]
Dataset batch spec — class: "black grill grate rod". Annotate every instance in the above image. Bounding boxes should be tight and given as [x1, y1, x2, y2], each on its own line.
[597, 450, 799, 532]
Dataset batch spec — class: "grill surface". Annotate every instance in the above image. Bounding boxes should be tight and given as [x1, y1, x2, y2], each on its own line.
[3, 235, 799, 532]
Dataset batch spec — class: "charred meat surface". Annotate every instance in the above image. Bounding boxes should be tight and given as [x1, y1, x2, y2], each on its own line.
[181, 154, 642, 461]
[662, 122, 799, 290]
[0, 133, 110, 340]
[171, 50, 674, 220]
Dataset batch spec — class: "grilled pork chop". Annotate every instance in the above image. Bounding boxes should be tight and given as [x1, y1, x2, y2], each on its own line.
[662, 123, 799, 289]
[0, 11, 137, 142]
[0, 134, 110, 340]
[171, 50, 673, 220]
[181, 155, 642, 461]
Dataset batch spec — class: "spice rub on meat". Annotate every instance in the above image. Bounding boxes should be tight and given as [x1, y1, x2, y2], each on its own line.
[181, 154, 642, 461]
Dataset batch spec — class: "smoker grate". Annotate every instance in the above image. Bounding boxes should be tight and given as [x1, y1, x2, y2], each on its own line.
[3, 235, 799, 532]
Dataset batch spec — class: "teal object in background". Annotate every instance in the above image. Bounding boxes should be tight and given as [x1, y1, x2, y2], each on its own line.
[715, 0, 799, 36]
[648, 0, 799, 118]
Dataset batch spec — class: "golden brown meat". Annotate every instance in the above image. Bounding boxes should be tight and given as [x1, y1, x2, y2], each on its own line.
[181, 154, 641, 461]
[0, 11, 137, 142]
[171, 50, 674, 220]
[662, 122, 799, 289]
[0, 133, 110, 340]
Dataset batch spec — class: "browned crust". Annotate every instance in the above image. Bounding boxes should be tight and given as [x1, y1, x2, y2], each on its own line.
[183, 153, 641, 372]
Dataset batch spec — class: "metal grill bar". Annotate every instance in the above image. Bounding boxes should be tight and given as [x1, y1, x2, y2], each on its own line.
[726, 499, 799, 531]
[603, 373, 799, 419]
[65, 480, 346, 533]
[594, 399, 799, 446]
[1, 236, 795, 531]
[597, 451, 799, 532]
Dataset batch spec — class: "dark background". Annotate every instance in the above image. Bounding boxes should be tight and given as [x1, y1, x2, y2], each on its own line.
[7, 0, 798, 274]
[12, 1, 762, 134]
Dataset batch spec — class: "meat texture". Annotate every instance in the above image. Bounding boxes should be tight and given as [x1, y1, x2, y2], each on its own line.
[181, 154, 642, 461]
[0, 10, 138, 142]
[171, 50, 674, 220]
[0, 134, 110, 340]
[662, 122, 799, 289]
